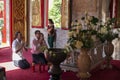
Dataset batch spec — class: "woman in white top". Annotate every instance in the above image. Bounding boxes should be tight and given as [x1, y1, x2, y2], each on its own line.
[12, 31, 28, 67]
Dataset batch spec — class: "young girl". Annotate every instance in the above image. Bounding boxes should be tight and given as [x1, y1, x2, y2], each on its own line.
[47, 19, 56, 48]
[40, 33, 48, 52]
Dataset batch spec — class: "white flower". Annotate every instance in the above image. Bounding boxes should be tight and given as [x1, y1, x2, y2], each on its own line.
[68, 31, 74, 37]
[73, 32, 77, 37]
[88, 16, 93, 21]
[100, 27, 108, 34]
[85, 20, 90, 25]
[76, 23, 82, 31]
[64, 46, 70, 53]
[75, 40, 83, 49]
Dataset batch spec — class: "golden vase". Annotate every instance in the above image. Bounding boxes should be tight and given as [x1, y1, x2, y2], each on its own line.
[104, 41, 114, 68]
[77, 48, 91, 80]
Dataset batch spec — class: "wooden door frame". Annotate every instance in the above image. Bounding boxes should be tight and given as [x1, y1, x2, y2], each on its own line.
[10, 0, 28, 47]
[10, 0, 12, 47]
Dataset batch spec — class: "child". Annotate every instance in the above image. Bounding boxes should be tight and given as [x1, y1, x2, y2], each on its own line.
[31, 30, 47, 72]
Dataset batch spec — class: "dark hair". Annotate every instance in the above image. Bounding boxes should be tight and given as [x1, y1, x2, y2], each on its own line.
[40, 32, 44, 37]
[14, 31, 22, 39]
[48, 19, 54, 24]
[35, 30, 41, 34]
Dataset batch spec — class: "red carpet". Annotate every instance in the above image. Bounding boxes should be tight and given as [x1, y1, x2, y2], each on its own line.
[0, 48, 120, 80]
[90, 60, 120, 80]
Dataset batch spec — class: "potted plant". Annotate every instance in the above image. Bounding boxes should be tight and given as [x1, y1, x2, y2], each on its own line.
[66, 13, 99, 80]
[65, 12, 119, 79]
[97, 18, 119, 68]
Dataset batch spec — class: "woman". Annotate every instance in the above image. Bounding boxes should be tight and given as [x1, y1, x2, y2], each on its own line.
[31, 30, 47, 72]
[47, 19, 56, 48]
[12, 31, 30, 69]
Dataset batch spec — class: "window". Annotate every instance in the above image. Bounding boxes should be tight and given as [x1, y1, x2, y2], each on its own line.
[48, 0, 62, 28]
[0, 0, 10, 48]
[48, 0, 71, 29]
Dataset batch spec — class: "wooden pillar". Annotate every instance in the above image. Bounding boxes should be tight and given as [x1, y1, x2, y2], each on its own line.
[11, 0, 28, 42]
[101, 0, 111, 21]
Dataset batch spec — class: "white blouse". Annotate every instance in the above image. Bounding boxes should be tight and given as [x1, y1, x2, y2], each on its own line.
[12, 39, 24, 60]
